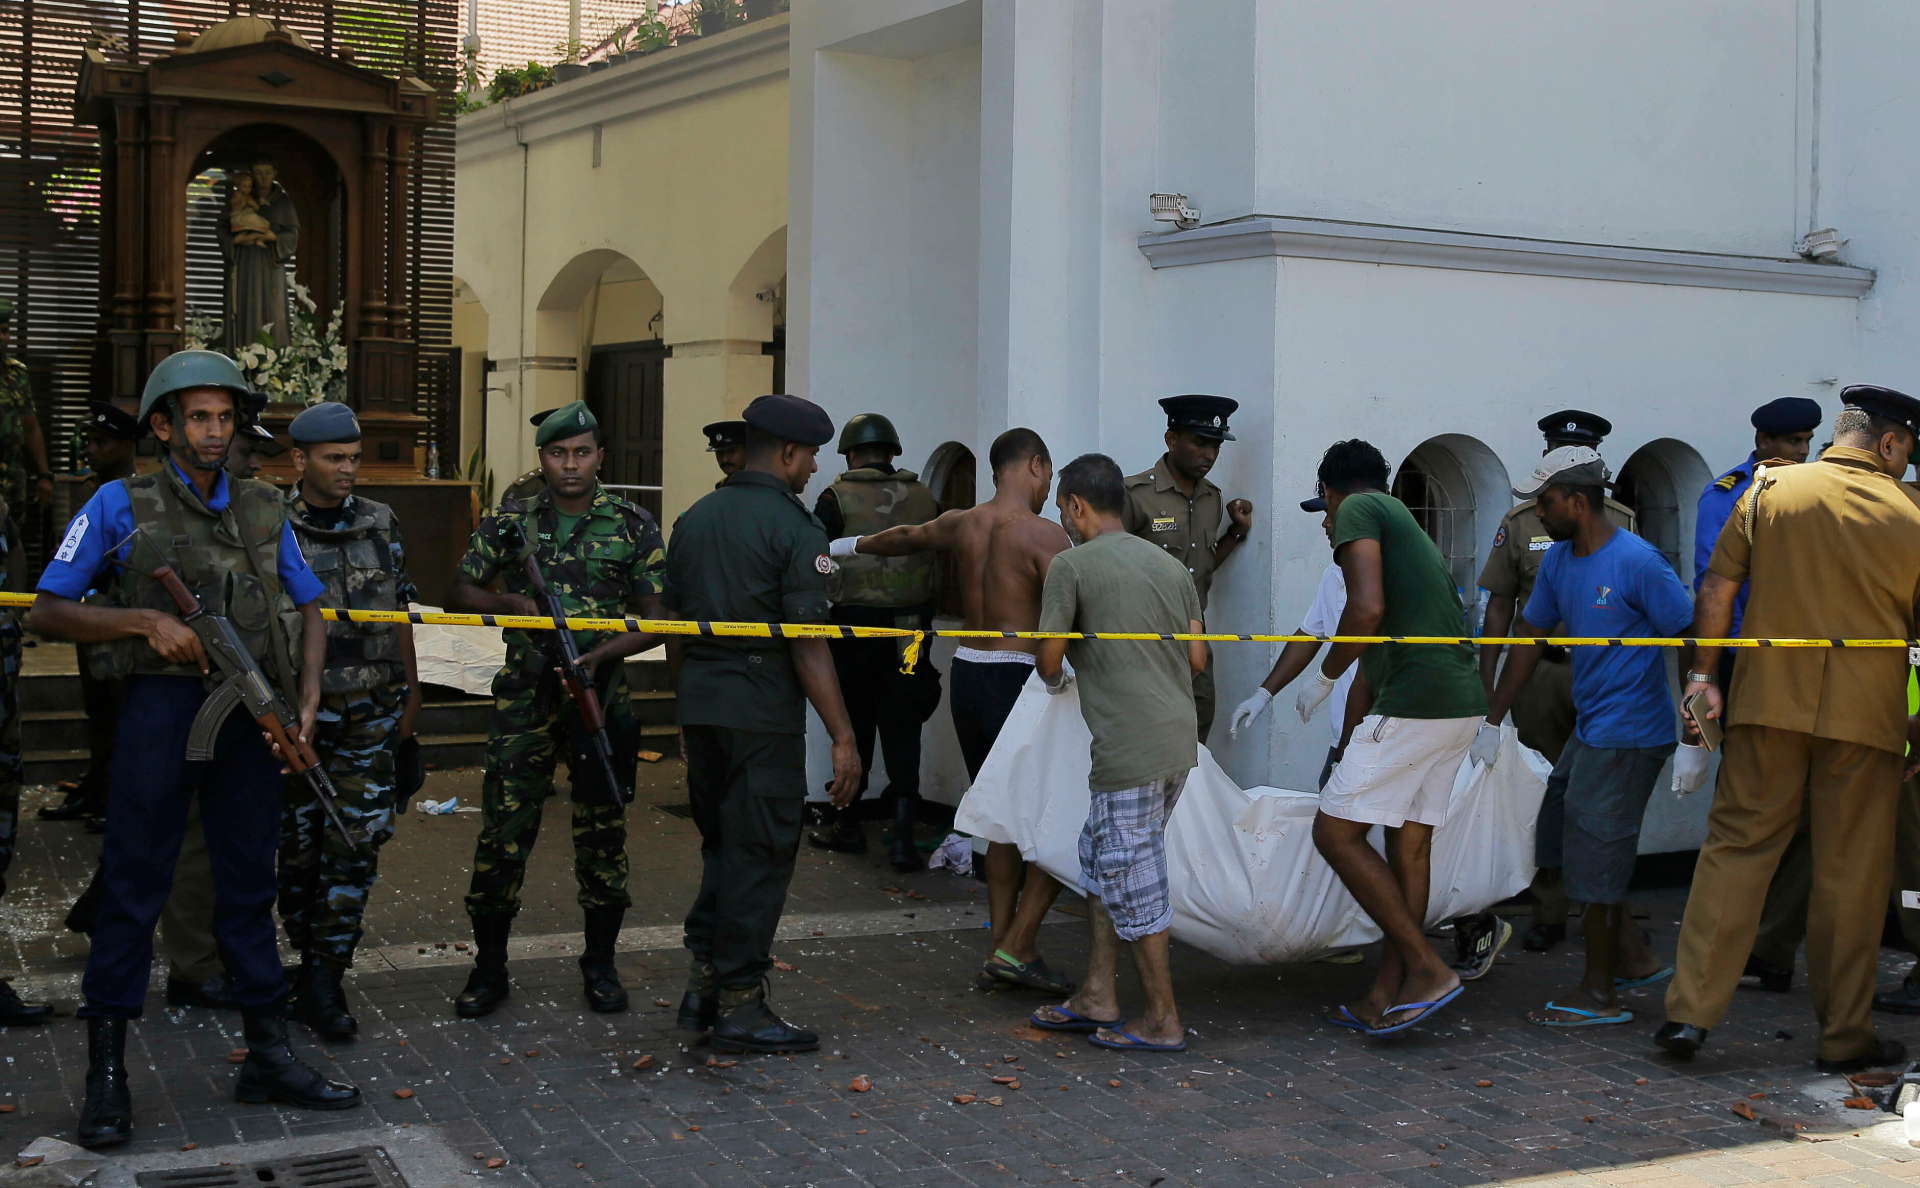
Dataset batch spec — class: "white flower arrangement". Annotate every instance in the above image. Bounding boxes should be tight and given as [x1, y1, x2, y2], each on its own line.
[234, 284, 350, 405]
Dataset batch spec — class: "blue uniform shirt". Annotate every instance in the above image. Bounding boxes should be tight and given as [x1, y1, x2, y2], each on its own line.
[1523, 528, 1696, 750]
[1692, 452, 1757, 634]
[37, 460, 324, 604]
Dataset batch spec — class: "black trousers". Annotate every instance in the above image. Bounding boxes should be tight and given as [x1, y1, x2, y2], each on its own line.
[682, 726, 806, 987]
[830, 637, 939, 806]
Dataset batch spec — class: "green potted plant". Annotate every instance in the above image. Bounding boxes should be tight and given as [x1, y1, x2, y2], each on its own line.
[553, 36, 587, 81]
[634, 14, 670, 54]
[692, 0, 737, 37]
[744, 0, 779, 20]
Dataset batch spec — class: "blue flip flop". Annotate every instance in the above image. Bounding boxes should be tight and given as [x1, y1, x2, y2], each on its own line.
[1365, 984, 1464, 1036]
[1614, 967, 1674, 991]
[1087, 1028, 1187, 1053]
[1030, 1006, 1124, 1033]
[1531, 1000, 1634, 1027]
[1325, 1005, 1372, 1032]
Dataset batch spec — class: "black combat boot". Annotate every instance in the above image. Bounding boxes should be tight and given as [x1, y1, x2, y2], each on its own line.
[887, 793, 923, 872]
[0, 977, 53, 1025]
[454, 914, 513, 1018]
[233, 1009, 361, 1109]
[294, 954, 358, 1038]
[579, 906, 628, 1013]
[711, 980, 819, 1055]
[76, 1017, 133, 1148]
[806, 806, 868, 855]
[677, 956, 719, 1033]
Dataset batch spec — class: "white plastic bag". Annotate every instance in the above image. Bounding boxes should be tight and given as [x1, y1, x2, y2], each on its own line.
[954, 675, 1550, 965]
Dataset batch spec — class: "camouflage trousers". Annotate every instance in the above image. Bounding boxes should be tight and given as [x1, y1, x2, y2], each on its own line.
[277, 683, 405, 967]
[464, 677, 633, 920]
[0, 615, 22, 890]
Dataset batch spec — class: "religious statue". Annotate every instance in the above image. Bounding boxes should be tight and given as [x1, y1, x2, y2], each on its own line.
[220, 160, 299, 349]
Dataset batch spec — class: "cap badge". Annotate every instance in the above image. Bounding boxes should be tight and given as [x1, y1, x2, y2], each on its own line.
[1566, 422, 1577, 432]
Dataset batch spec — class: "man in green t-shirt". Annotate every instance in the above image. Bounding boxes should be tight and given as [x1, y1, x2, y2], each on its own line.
[1305, 439, 1487, 1037]
[1028, 454, 1206, 1053]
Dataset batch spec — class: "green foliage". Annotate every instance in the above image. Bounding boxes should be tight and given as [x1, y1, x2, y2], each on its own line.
[466, 443, 495, 509]
[691, 0, 740, 30]
[487, 61, 555, 103]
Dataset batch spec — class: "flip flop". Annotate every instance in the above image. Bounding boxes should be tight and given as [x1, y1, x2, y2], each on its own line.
[1087, 1028, 1188, 1053]
[1614, 967, 1674, 991]
[1366, 984, 1464, 1036]
[1531, 1000, 1634, 1027]
[1029, 1005, 1124, 1033]
[987, 950, 1077, 995]
[1325, 1005, 1373, 1032]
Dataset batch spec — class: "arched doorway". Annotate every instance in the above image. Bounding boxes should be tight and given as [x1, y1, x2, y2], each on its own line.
[922, 440, 976, 619]
[1393, 434, 1510, 630]
[1613, 439, 1712, 576]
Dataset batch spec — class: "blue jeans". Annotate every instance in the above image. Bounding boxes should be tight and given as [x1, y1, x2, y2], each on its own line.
[80, 676, 288, 1018]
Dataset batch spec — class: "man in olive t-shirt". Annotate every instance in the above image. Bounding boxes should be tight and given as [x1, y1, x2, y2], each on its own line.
[1305, 440, 1487, 1037]
[1031, 454, 1205, 1054]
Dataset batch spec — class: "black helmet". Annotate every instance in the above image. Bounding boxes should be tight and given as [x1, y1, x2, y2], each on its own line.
[837, 412, 901, 455]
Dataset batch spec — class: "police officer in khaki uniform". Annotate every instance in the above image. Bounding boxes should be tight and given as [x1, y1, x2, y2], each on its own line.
[1658, 385, 1920, 1073]
[1477, 410, 1636, 952]
[806, 414, 943, 870]
[704, 420, 747, 485]
[1122, 395, 1253, 744]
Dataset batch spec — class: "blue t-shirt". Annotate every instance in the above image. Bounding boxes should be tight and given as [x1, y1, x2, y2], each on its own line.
[1522, 528, 1694, 749]
[37, 461, 324, 605]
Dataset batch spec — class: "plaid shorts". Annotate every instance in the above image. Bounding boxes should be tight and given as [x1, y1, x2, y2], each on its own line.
[1077, 772, 1188, 942]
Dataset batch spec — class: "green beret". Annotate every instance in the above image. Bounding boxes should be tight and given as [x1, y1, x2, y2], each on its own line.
[532, 400, 598, 448]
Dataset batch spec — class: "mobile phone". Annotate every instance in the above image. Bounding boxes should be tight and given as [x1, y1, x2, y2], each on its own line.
[1683, 689, 1723, 752]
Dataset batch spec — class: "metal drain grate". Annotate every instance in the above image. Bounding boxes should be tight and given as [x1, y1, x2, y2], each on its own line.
[653, 801, 694, 819]
[137, 1146, 407, 1188]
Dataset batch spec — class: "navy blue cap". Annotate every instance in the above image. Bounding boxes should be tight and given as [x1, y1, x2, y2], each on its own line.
[1160, 394, 1237, 442]
[742, 394, 834, 447]
[1538, 410, 1612, 446]
[288, 401, 362, 445]
[86, 401, 141, 441]
[1750, 397, 1822, 436]
[703, 420, 747, 451]
[1300, 495, 1327, 513]
[1842, 385, 1920, 437]
[239, 422, 285, 452]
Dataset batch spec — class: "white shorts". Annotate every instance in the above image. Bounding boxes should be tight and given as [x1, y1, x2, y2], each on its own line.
[1319, 715, 1480, 828]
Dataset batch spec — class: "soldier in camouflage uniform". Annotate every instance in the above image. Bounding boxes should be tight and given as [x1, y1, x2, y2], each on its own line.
[0, 490, 52, 1026]
[446, 400, 666, 1018]
[280, 402, 423, 1039]
[0, 299, 56, 513]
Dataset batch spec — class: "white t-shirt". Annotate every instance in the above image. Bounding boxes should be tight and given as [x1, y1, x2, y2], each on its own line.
[1299, 563, 1354, 747]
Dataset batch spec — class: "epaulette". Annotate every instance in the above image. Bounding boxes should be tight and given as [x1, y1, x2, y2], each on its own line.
[1713, 473, 1739, 491]
[1124, 470, 1154, 488]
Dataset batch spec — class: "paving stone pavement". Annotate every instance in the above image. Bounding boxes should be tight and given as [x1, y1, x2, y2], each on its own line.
[4, 767, 1920, 1188]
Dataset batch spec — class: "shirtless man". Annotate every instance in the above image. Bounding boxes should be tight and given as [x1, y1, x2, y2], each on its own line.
[828, 428, 1075, 994]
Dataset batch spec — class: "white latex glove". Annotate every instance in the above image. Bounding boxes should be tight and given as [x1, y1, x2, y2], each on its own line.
[1229, 688, 1273, 740]
[1469, 720, 1502, 769]
[1295, 670, 1336, 722]
[1672, 743, 1712, 796]
[1042, 665, 1075, 696]
[829, 536, 862, 559]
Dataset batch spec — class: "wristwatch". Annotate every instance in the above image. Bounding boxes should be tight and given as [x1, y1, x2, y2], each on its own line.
[1685, 671, 1717, 685]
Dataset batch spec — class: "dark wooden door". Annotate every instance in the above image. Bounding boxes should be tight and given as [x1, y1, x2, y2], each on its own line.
[586, 341, 666, 520]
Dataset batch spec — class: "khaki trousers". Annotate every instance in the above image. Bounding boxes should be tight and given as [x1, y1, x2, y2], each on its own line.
[1666, 725, 1902, 1061]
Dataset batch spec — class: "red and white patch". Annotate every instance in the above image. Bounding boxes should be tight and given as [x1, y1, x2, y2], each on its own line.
[814, 554, 836, 574]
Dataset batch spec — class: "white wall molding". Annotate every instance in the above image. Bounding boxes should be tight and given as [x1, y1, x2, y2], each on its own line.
[1138, 216, 1875, 298]
[457, 15, 789, 162]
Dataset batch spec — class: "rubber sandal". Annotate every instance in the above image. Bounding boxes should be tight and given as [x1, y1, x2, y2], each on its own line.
[1366, 984, 1464, 1036]
[987, 950, 1077, 995]
[1530, 1000, 1634, 1027]
[1614, 967, 1674, 991]
[1325, 1005, 1372, 1032]
[1029, 1005, 1123, 1033]
[1087, 1028, 1187, 1053]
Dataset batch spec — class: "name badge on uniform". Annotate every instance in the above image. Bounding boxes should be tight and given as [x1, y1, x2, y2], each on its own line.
[1149, 516, 1178, 533]
[1528, 537, 1552, 552]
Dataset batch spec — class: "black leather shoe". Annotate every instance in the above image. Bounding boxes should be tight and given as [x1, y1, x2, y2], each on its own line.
[294, 959, 358, 1038]
[38, 797, 91, 821]
[1654, 1021, 1710, 1059]
[1522, 922, 1566, 952]
[233, 1011, 361, 1109]
[807, 817, 868, 855]
[1816, 1037, 1907, 1074]
[677, 989, 718, 1033]
[1742, 955, 1793, 993]
[1874, 975, 1920, 1016]
[76, 1017, 132, 1148]
[0, 978, 53, 1025]
[454, 915, 513, 1018]
[712, 985, 819, 1055]
[166, 975, 240, 1011]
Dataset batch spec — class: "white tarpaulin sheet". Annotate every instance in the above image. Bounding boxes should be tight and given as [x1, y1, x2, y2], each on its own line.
[409, 603, 504, 696]
[953, 675, 1551, 965]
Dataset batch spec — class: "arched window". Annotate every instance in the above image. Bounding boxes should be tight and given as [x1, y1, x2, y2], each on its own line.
[1393, 435, 1511, 629]
[1613, 439, 1713, 576]
[922, 441, 976, 619]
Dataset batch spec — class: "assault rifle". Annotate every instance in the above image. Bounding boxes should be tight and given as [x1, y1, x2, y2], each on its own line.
[139, 536, 368, 852]
[523, 553, 632, 805]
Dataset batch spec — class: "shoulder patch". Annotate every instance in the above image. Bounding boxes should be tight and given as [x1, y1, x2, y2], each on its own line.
[1492, 524, 1506, 547]
[815, 554, 836, 575]
[1714, 474, 1738, 491]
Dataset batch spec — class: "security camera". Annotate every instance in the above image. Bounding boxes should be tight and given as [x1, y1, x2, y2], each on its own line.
[1150, 193, 1200, 231]
[1796, 228, 1845, 260]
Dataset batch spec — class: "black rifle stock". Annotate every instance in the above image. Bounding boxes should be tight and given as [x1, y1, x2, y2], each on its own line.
[522, 552, 631, 805]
